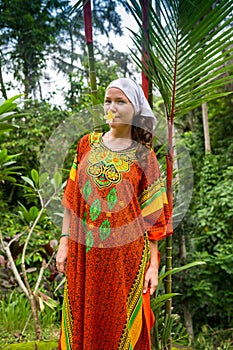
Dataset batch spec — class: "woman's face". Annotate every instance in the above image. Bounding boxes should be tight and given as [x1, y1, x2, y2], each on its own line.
[104, 88, 134, 128]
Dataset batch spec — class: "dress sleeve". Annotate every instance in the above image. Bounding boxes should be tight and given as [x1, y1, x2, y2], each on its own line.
[62, 134, 88, 210]
[138, 150, 172, 241]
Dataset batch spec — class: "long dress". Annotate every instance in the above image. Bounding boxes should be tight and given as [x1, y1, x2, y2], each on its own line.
[58, 132, 171, 350]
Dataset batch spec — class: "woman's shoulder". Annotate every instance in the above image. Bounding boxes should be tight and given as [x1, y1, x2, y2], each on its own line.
[89, 131, 102, 145]
[80, 131, 102, 142]
[146, 147, 157, 161]
[142, 148, 161, 175]
[77, 131, 102, 151]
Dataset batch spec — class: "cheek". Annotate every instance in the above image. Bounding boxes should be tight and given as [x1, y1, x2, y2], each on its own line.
[127, 106, 135, 120]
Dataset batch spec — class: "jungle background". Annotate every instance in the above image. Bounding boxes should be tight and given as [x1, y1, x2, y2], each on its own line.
[0, 0, 232, 349]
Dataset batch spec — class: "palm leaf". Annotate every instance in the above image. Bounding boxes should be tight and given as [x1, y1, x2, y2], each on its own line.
[151, 292, 180, 311]
[69, 0, 84, 14]
[127, 0, 233, 119]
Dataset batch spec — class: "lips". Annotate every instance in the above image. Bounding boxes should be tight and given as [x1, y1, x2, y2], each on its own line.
[110, 116, 121, 122]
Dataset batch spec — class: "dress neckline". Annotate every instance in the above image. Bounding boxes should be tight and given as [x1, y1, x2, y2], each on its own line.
[100, 132, 135, 153]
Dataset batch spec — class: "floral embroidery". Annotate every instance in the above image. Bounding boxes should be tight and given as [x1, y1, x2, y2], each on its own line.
[82, 180, 92, 201]
[90, 199, 101, 221]
[86, 230, 94, 252]
[107, 188, 117, 210]
[86, 133, 137, 189]
[99, 219, 111, 241]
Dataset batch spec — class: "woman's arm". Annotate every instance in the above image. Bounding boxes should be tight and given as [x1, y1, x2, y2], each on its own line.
[56, 207, 71, 273]
[143, 240, 159, 295]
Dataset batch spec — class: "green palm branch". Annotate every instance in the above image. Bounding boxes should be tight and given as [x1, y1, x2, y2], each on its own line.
[0, 95, 23, 182]
[127, 0, 233, 120]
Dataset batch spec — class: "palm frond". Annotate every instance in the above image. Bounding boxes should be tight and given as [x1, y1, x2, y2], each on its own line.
[127, 0, 233, 118]
[70, 0, 85, 14]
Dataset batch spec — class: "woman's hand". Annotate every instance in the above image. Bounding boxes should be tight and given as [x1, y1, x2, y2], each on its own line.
[143, 240, 159, 295]
[56, 237, 68, 273]
[143, 265, 159, 295]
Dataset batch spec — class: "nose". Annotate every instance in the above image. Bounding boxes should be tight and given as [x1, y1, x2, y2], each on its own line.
[109, 101, 117, 111]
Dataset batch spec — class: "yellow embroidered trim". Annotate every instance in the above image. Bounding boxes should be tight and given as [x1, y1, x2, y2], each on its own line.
[138, 177, 168, 210]
[118, 235, 150, 349]
[61, 281, 73, 350]
[69, 154, 78, 181]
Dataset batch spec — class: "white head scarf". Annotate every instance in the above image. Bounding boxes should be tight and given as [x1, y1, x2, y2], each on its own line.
[106, 77, 157, 129]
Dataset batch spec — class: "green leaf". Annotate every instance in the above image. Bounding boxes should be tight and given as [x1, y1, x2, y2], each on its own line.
[0, 175, 17, 182]
[0, 149, 8, 163]
[29, 206, 40, 221]
[18, 202, 31, 223]
[54, 276, 66, 293]
[159, 261, 206, 281]
[162, 314, 174, 346]
[0, 123, 17, 131]
[39, 172, 49, 187]
[21, 176, 35, 188]
[151, 293, 180, 311]
[31, 169, 39, 187]
[37, 291, 59, 311]
[53, 171, 62, 190]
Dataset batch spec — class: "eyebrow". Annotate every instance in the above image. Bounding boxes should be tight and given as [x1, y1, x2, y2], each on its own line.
[105, 96, 128, 101]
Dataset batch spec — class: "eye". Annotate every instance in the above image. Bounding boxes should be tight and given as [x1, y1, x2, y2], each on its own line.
[104, 99, 111, 104]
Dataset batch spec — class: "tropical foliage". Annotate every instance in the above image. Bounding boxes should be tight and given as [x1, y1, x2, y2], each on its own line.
[0, 0, 232, 349]
[0, 96, 23, 183]
[128, 0, 233, 118]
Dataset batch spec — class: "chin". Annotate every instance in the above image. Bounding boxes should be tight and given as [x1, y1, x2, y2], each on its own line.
[109, 120, 128, 128]
[109, 121, 122, 127]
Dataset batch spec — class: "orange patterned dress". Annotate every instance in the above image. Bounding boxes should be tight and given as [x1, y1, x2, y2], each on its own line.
[58, 132, 171, 350]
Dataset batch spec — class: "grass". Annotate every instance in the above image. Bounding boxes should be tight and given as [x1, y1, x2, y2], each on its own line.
[0, 291, 31, 333]
[0, 340, 58, 350]
[0, 291, 60, 347]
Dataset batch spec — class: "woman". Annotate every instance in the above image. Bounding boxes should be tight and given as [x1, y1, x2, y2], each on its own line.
[56, 78, 171, 350]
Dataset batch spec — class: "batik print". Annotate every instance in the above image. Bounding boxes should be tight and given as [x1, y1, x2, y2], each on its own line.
[58, 132, 171, 350]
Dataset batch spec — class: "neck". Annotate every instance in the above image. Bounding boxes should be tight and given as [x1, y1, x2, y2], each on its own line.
[108, 126, 132, 140]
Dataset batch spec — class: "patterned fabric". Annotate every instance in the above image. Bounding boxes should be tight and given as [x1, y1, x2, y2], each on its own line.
[58, 132, 171, 350]
[86, 133, 137, 189]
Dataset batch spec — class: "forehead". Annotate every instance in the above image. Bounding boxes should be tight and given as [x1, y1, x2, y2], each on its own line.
[105, 87, 129, 100]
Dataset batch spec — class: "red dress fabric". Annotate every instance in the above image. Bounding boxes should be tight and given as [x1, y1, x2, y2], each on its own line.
[58, 132, 171, 350]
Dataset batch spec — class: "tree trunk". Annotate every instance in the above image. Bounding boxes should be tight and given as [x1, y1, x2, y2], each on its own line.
[141, 0, 153, 107]
[183, 300, 194, 343]
[38, 81, 43, 101]
[0, 60, 7, 99]
[24, 73, 29, 99]
[83, 0, 97, 103]
[179, 230, 187, 261]
[178, 223, 194, 343]
[68, 27, 75, 108]
[29, 294, 42, 340]
[165, 115, 175, 350]
[202, 102, 211, 153]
